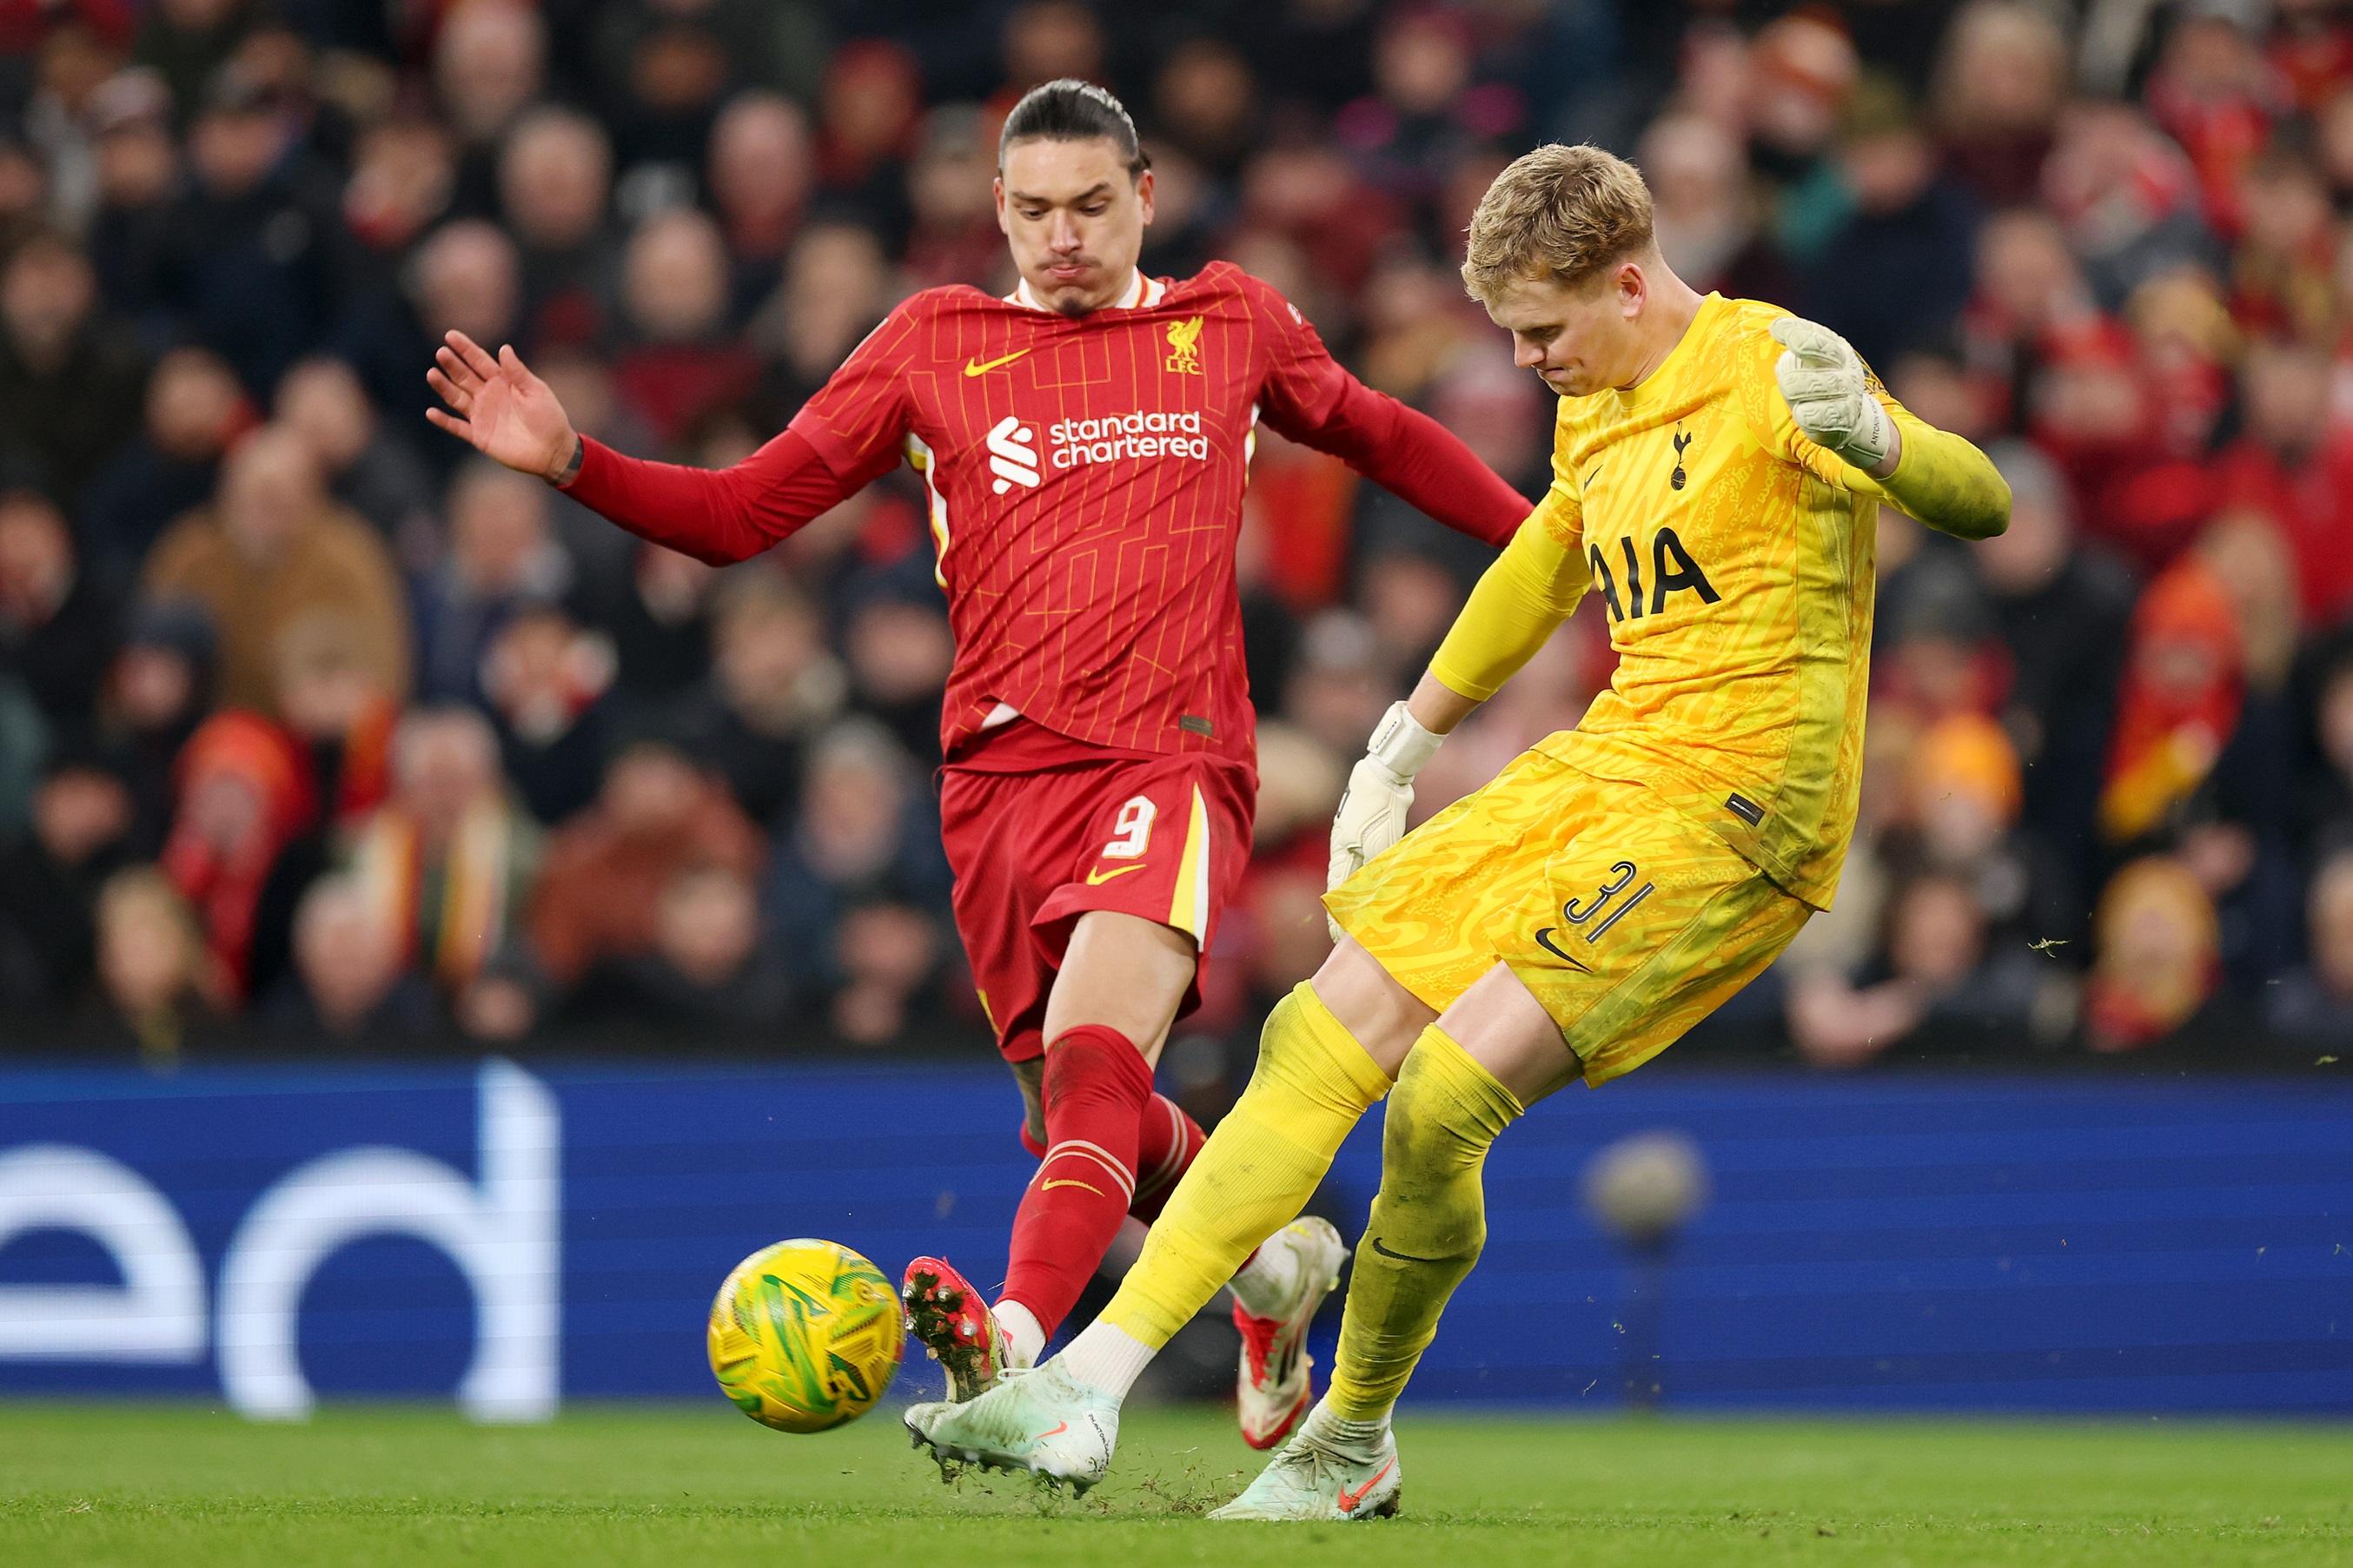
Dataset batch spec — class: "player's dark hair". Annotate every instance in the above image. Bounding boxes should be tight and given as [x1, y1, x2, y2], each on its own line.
[998, 79, 1150, 179]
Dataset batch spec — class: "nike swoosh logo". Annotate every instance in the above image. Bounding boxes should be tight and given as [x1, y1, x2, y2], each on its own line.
[964, 349, 1031, 376]
[1370, 1238, 1445, 1265]
[1043, 1179, 1102, 1194]
[1040, 1420, 1069, 1439]
[1583, 465, 1602, 489]
[1336, 1458, 1395, 1513]
[1084, 863, 1147, 885]
[1532, 928, 1594, 972]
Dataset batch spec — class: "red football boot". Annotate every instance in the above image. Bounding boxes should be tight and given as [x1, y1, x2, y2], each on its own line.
[901, 1256, 1012, 1403]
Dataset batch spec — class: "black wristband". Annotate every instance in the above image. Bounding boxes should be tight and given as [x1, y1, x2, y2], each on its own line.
[551, 435, 585, 487]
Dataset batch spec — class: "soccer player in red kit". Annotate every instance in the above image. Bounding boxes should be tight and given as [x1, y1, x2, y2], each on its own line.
[426, 80, 1528, 1446]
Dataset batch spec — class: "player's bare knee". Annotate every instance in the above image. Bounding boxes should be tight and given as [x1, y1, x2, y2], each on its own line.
[1311, 938, 1429, 1073]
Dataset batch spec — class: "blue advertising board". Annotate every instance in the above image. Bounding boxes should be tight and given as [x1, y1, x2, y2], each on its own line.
[0, 1060, 2346, 1416]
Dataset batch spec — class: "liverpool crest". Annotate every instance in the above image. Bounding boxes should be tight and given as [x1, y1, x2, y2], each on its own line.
[1165, 316, 1204, 375]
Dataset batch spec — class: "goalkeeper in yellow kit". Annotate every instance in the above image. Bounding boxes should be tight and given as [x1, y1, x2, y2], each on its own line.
[905, 143, 2011, 1515]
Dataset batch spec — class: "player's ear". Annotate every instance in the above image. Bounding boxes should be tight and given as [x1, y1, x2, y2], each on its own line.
[1618, 260, 1647, 321]
[1135, 168, 1156, 228]
[993, 175, 1010, 236]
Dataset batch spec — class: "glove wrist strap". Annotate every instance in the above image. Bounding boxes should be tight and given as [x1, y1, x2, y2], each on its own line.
[1842, 398, 1894, 473]
[1366, 700, 1443, 783]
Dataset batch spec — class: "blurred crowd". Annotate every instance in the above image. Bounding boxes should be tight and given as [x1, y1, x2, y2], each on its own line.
[2, 0, 2351, 1075]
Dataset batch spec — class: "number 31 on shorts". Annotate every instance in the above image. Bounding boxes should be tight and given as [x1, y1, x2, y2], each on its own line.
[1103, 797, 1157, 859]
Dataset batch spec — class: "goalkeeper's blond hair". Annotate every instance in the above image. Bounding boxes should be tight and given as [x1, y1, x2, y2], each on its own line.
[1462, 143, 1655, 304]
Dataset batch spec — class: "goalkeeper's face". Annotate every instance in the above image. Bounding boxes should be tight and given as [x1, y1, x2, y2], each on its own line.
[1484, 266, 1650, 398]
[997, 136, 1155, 317]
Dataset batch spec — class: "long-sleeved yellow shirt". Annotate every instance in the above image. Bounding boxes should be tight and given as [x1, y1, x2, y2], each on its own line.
[1429, 293, 2009, 910]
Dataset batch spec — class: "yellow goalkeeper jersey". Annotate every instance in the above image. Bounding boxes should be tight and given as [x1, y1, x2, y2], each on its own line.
[1429, 293, 2007, 910]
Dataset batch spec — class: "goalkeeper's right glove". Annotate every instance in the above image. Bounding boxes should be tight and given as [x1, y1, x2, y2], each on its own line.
[1326, 700, 1445, 939]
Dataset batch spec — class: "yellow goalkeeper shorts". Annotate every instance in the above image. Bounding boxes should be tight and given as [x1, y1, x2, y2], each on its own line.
[1322, 747, 1812, 1086]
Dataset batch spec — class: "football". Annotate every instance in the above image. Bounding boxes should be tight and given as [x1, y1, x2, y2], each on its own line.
[707, 1239, 905, 1433]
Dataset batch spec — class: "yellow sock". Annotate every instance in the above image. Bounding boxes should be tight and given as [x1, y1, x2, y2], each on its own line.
[1100, 981, 1393, 1348]
[1327, 1024, 1522, 1420]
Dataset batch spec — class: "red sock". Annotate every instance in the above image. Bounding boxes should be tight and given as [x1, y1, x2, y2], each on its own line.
[1130, 1093, 1206, 1223]
[999, 1024, 1154, 1337]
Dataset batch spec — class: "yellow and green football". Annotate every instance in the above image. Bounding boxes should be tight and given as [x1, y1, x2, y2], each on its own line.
[707, 1239, 905, 1432]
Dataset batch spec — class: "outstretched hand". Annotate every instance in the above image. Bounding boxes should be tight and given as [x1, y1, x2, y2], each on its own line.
[426, 331, 580, 484]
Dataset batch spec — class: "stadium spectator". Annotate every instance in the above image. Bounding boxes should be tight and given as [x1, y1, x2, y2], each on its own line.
[411, 459, 570, 704]
[2083, 856, 2225, 1051]
[2208, 340, 2353, 624]
[0, 231, 145, 506]
[274, 355, 437, 561]
[479, 601, 614, 826]
[1931, 0, 2070, 209]
[902, 105, 1004, 293]
[159, 69, 346, 396]
[667, 570, 841, 826]
[157, 707, 321, 1004]
[0, 488, 117, 740]
[78, 345, 251, 591]
[84, 67, 182, 327]
[563, 861, 792, 1031]
[341, 217, 520, 460]
[341, 116, 457, 275]
[528, 740, 760, 993]
[764, 718, 950, 1012]
[346, 705, 540, 1037]
[133, 0, 252, 134]
[841, 592, 952, 771]
[0, 755, 136, 1021]
[572, 539, 714, 719]
[1788, 868, 2042, 1068]
[1803, 80, 1979, 374]
[706, 91, 812, 322]
[830, 897, 944, 1044]
[434, 0, 545, 216]
[497, 107, 617, 348]
[100, 599, 213, 857]
[749, 219, 890, 411]
[142, 425, 409, 714]
[1975, 440, 2135, 873]
[612, 207, 759, 443]
[93, 863, 220, 1061]
[262, 870, 437, 1041]
[2267, 849, 2353, 1045]
[271, 609, 395, 829]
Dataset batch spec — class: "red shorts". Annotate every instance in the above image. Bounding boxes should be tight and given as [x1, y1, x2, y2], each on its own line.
[938, 723, 1254, 1062]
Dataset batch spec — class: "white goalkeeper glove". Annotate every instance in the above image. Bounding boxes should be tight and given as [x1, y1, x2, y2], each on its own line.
[1326, 700, 1445, 939]
[1771, 316, 1895, 474]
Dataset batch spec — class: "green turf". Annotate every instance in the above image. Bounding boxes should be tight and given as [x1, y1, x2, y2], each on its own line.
[0, 1402, 2347, 1566]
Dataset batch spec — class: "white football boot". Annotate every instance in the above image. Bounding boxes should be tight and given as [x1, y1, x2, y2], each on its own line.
[1210, 1402, 1402, 1521]
[904, 1356, 1119, 1494]
[1233, 1216, 1347, 1448]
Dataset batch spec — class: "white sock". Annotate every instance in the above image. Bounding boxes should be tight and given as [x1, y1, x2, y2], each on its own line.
[992, 1300, 1045, 1369]
[1229, 1241, 1302, 1318]
[1058, 1319, 1155, 1399]
[1303, 1397, 1390, 1454]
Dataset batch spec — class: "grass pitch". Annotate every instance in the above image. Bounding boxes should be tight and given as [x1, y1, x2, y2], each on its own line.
[0, 1402, 2346, 1566]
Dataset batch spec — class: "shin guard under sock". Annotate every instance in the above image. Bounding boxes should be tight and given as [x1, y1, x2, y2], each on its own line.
[1099, 982, 1394, 1350]
[1327, 1024, 1522, 1420]
[998, 1024, 1154, 1338]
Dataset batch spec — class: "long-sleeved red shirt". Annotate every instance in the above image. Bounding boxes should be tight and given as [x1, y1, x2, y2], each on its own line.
[565, 261, 1531, 771]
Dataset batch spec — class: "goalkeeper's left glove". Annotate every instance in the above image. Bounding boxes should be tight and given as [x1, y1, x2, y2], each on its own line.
[1326, 701, 1444, 940]
[1771, 316, 1895, 474]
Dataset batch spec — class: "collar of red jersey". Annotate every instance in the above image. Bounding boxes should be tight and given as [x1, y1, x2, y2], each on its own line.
[1008, 270, 1166, 312]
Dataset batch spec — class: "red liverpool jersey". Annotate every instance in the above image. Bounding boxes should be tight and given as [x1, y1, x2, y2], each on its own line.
[563, 262, 1529, 771]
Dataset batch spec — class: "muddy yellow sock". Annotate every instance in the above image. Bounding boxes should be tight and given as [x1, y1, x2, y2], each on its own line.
[1327, 1024, 1522, 1419]
[1099, 982, 1392, 1348]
